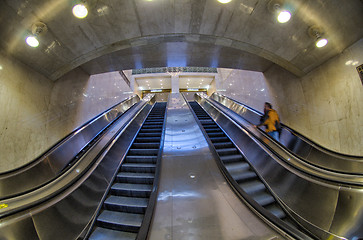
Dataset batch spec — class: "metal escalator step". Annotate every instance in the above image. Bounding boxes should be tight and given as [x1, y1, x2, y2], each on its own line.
[210, 136, 229, 143]
[207, 132, 225, 137]
[89, 227, 137, 240]
[138, 128, 162, 133]
[134, 137, 161, 143]
[199, 119, 213, 123]
[219, 154, 243, 163]
[117, 172, 154, 184]
[205, 128, 222, 133]
[131, 142, 160, 149]
[201, 123, 217, 128]
[142, 124, 163, 127]
[128, 149, 159, 156]
[253, 192, 276, 207]
[144, 119, 163, 123]
[125, 155, 157, 164]
[265, 204, 286, 219]
[111, 183, 152, 197]
[137, 132, 161, 137]
[121, 163, 156, 173]
[231, 170, 258, 183]
[225, 162, 250, 172]
[216, 148, 239, 156]
[96, 210, 143, 232]
[212, 142, 235, 149]
[104, 195, 148, 213]
[239, 180, 266, 195]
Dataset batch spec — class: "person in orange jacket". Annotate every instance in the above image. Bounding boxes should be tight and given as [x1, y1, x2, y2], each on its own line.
[255, 102, 281, 141]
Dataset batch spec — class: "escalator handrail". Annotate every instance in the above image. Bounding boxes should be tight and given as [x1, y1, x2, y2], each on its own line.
[0, 94, 140, 176]
[185, 98, 316, 240]
[0, 95, 140, 200]
[211, 92, 362, 159]
[0, 95, 155, 219]
[209, 92, 363, 175]
[197, 93, 363, 185]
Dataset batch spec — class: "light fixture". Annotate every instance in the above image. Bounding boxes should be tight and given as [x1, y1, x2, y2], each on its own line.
[25, 22, 47, 48]
[308, 26, 328, 48]
[277, 10, 291, 23]
[268, 0, 291, 23]
[26, 36, 39, 47]
[218, 0, 232, 3]
[73, 2, 88, 18]
[316, 38, 328, 48]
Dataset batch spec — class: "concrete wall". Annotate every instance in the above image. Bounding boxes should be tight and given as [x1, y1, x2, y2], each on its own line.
[219, 39, 363, 155]
[0, 52, 133, 172]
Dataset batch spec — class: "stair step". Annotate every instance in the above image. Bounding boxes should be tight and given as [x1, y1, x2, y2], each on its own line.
[96, 210, 143, 232]
[253, 192, 276, 207]
[121, 163, 156, 173]
[125, 155, 157, 164]
[89, 227, 137, 240]
[134, 137, 161, 143]
[131, 142, 160, 149]
[239, 180, 266, 195]
[216, 148, 239, 156]
[111, 183, 152, 197]
[128, 149, 158, 156]
[212, 142, 235, 149]
[104, 196, 148, 213]
[225, 162, 250, 172]
[220, 154, 244, 163]
[117, 172, 154, 184]
[230, 169, 256, 181]
[210, 137, 230, 143]
[266, 204, 286, 219]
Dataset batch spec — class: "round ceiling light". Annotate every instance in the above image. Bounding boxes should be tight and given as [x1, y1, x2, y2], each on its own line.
[218, 0, 232, 3]
[277, 10, 291, 23]
[316, 38, 328, 48]
[26, 36, 39, 47]
[73, 4, 88, 18]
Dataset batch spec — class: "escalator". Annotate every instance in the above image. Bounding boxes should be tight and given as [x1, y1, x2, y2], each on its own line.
[189, 101, 311, 238]
[88, 102, 166, 239]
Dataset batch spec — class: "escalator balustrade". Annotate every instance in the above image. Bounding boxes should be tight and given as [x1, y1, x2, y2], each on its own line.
[89, 102, 166, 240]
[189, 101, 291, 221]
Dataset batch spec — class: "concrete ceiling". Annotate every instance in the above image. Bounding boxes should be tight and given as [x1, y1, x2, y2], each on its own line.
[0, 0, 362, 81]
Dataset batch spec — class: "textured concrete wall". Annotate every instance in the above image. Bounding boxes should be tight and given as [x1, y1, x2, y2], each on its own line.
[0, 51, 53, 172]
[220, 39, 363, 155]
[266, 39, 363, 155]
[0, 53, 133, 172]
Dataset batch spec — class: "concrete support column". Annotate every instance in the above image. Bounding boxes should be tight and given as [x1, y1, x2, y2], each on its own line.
[171, 75, 179, 93]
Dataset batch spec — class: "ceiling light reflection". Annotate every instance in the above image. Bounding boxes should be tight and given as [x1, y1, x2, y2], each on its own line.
[218, 0, 232, 3]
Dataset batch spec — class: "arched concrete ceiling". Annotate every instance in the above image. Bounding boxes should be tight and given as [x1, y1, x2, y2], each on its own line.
[0, 0, 362, 80]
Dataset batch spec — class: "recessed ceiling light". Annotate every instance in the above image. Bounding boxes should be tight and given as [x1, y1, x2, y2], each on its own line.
[73, 4, 88, 18]
[26, 36, 39, 47]
[277, 10, 291, 23]
[218, 0, 232, 3]
[316, 38, 328, 48]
